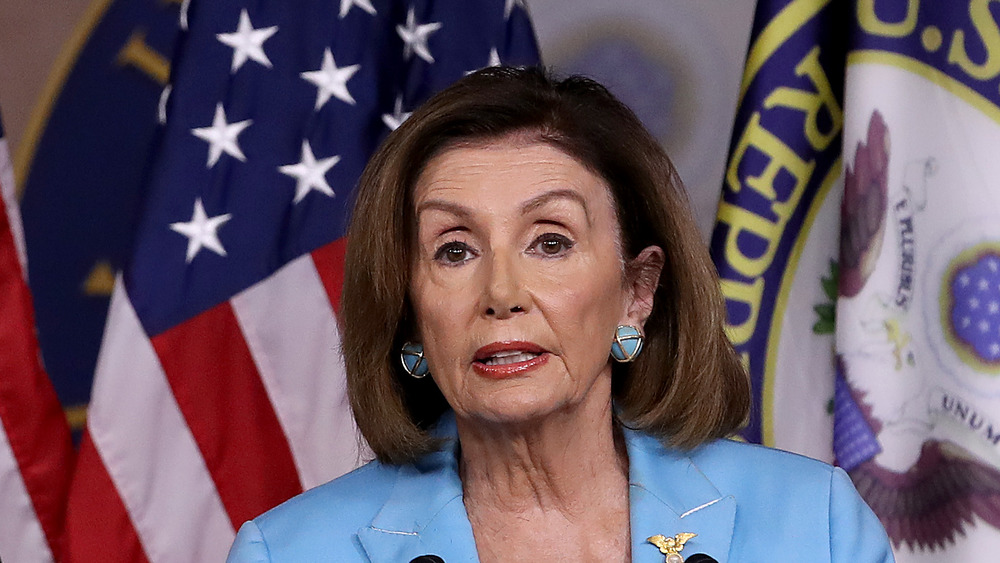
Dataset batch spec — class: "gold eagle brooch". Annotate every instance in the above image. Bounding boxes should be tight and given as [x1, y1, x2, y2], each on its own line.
[646, 532, 697, 563]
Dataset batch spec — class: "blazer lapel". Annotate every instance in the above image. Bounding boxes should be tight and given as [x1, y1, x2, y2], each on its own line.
[357, 417, 480, 563]
[626, 430, 736, 563]
[357, 419, 737, 563]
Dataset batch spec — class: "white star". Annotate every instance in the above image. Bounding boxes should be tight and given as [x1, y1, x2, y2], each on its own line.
[980, 278, 991, 291]
[169, 198, 232, 262]
[991, 343, 1000, 357]
[980, 320, 991, 333]
[466, 48, 502, 75]
[962, 316, 972, 328]
[278, 141, 340, 203]
[991, 301, 999, 314]
[381, 95, 412, 131]
[216, 9, 278, 73]
[960, 273, 971, 287]
[191, 103, 253, 167]
[339, 0, 376, 18]
[301, 49, 360, 109]
[970, 297, 981, 309]
[396, 8, 442, 63]
[990, 258, 999, 272]
[504, 0, 527, 19]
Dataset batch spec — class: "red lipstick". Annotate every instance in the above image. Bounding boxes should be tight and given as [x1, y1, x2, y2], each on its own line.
[473, 341, 548, 379]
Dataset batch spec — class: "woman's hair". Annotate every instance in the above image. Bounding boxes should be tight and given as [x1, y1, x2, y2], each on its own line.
[341, 66, 750, 464]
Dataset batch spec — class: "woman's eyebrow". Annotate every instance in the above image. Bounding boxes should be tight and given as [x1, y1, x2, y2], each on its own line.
[520, 188, 590, 223]
[415, 199, 473, 221]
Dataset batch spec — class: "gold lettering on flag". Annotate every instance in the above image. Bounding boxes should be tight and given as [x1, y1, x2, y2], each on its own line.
[764, 47, 843, 151]
[857, 0, 919, 37]
[116, 29, 170, 85]
[947, 0, 1000, 81]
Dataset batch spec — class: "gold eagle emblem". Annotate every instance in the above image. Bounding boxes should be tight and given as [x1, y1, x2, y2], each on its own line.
[646, 532, 697, 563]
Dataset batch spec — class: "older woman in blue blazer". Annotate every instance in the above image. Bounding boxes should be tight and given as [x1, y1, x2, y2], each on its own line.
[228, 67, 894, 563]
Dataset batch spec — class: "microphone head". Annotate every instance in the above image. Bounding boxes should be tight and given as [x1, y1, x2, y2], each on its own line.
[685, 555, 718, 563]
[409, 556, 445, 563]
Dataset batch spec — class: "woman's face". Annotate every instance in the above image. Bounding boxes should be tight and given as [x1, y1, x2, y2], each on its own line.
[409, 140, 661, 426]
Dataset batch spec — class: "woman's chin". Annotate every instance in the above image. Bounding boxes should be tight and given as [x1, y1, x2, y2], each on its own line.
[457, 392, 583, 429]
[465, 407, 555, 428]
[449, 367, 613, 429]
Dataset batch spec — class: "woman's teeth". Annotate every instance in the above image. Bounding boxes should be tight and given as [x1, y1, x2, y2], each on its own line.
[482, 351, 540, 365]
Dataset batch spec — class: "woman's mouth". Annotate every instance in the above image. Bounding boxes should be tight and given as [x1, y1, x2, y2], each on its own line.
[473, 342, 549, 378]
[480, 350, 541, 365]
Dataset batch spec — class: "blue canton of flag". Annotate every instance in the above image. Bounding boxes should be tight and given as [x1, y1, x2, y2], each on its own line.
[65, 1, 540, 560]
[133, 0, 538, 333]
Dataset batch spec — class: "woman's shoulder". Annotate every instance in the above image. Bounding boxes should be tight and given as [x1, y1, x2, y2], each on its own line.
[695, 437, 838, 482]
[627, 429, 838, 484]
[661, 437, 892, 562]
[625, 430, 855, 520]
[228, 459, 399, 561]
[683, 436, 853, 505]
[260, 458, 395, 527]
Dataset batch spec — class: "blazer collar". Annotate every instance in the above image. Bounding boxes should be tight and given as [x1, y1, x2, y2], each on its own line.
[357, 415, 477, 563]
[626, 429, 735, 563]
[357, 415, 735, 563]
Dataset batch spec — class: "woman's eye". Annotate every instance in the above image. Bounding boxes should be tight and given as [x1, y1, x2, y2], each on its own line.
[530, 234, 574, 256]
[434, 241, 474, 264]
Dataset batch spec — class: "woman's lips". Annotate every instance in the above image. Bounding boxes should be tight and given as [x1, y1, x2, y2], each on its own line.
[473, 341, 548, 378]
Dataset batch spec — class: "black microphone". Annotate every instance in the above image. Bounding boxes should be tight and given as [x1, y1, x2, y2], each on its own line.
[409, 556, 445, 563]
[685, 554, 718, 563]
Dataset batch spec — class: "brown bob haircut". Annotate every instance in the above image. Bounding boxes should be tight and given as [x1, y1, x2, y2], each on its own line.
[341, 66, 749, 464]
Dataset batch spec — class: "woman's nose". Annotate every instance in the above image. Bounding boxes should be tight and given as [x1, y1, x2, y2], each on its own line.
[482, 253, 527, 319]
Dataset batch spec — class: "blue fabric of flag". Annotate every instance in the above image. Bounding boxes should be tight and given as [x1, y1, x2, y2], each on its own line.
[125, 0, 539, 336]
[19, 1, 183, 412]
[711, 0, 848, 445]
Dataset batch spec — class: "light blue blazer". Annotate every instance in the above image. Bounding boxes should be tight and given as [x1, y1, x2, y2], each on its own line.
[228, 415, 894, 562]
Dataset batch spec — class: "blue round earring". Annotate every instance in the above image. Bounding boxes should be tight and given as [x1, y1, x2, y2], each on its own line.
[611, 325, 644, 363]
[400, 342, 430, 378]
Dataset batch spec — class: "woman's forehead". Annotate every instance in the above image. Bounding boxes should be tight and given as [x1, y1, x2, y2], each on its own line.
[413, 141, 614, 212]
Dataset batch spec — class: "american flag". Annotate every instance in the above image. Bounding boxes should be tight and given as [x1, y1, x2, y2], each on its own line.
[0, 115, 75, 561]
[62, 0, 539, 560]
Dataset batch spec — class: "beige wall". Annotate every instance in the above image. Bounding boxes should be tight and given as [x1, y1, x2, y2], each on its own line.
[0, 1, 94, 162]
[530, 0, 755, 236]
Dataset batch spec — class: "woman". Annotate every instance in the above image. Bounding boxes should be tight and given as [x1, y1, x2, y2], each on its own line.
[227, 67, 893, 562]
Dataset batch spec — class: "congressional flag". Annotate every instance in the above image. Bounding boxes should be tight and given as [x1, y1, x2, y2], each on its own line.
[63, 0, 539, 561]
[713, 0, 1000, 560]
[0, 115, 75, 561]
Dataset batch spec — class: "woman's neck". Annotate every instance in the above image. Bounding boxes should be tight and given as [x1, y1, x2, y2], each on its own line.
[456, 395, 627, 511]
[456, 390, 632, 562]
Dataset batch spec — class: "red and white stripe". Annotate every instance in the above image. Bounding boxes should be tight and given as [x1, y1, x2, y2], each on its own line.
[64, 238, 365, 562]
[0, 136, 75, 562]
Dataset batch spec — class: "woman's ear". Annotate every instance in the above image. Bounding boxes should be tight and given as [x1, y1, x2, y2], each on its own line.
[624, 245, 665, 326]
